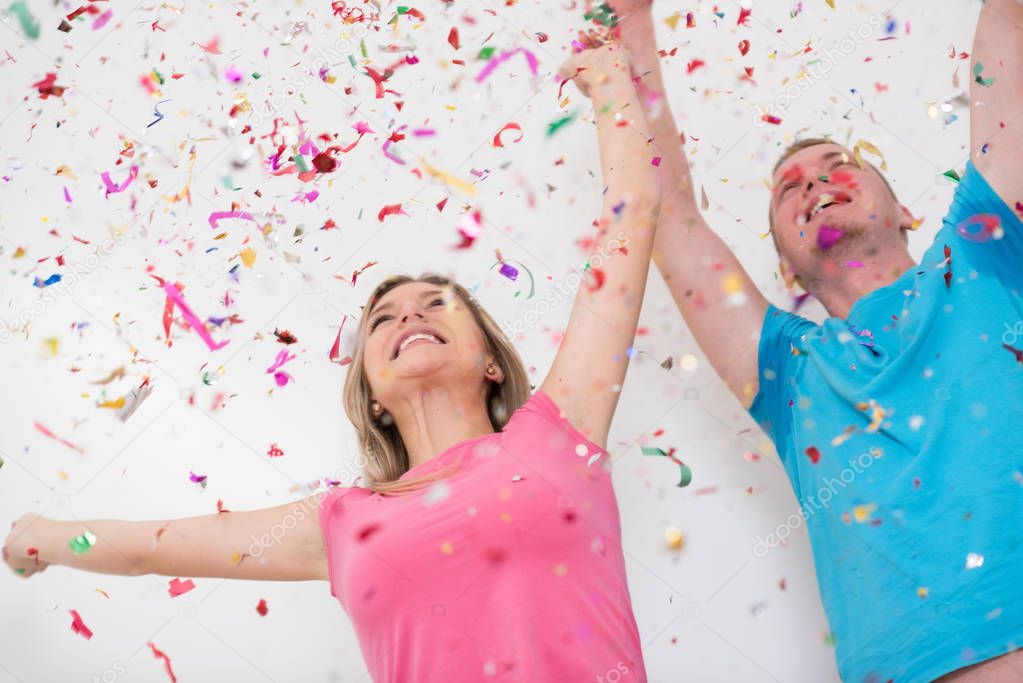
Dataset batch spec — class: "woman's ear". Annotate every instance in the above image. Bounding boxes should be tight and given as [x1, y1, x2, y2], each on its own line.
[484, 358, 505, 384]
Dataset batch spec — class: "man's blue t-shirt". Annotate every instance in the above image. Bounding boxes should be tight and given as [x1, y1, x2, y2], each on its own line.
[751, 162, 1023, 682]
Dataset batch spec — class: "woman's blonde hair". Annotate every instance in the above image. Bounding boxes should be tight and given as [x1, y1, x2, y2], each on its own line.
[342, 273, 531, 495]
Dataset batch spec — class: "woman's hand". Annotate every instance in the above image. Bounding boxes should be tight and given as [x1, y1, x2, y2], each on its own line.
[3, 513, 50, 579]
[557, 33, 633, 104]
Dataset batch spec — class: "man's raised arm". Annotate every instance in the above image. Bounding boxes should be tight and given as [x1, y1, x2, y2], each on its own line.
[614, 2, 769, 407]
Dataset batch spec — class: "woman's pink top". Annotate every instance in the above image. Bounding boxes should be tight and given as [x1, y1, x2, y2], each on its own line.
[318, 390, 647, 682]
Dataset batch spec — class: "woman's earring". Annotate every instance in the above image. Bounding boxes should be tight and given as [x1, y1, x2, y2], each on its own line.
[485, 363, 498, 377]
[370, 400, 382, 418]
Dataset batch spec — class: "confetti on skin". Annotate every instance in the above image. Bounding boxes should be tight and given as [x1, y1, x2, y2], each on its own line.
[69, 610, 93, 639]
[68, 531, 97, 555]
[147, 642, 178, 683]
[641, 447, 693, 487]
[34, 421, 85, 454]
[817, 225, 844, 251]
[973, 62, 996, 86]
[168, 578, 195, 598]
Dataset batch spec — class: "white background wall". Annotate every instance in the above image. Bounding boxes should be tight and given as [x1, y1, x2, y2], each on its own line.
[0, 0, 983, 680]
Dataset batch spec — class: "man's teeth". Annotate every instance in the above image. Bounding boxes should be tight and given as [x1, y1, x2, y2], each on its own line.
[398, 333, 441, 355]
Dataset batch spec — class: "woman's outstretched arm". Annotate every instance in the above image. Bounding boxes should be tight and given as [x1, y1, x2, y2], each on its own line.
[3, 496, 328, 582]
[540, 40, 660, 448]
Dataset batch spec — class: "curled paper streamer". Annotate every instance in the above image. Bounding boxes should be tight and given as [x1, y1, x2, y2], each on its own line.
[852, 140, 887, 172]
[162, 282, 229, 351]
[101, 165, 139, 197]
[208, 210, 256, 229]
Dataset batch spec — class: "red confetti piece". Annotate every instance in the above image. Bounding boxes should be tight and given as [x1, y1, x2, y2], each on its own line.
[147, 642, 178, 683]
[1014, 201, 1022, 215]
[492, 122, 523, 147]
[377, 203, 407, 222]
[737, 7, 752, 26]
[1003, 344, 1023, 366]
[32, 72, 66, 99]
[761, 114, 782, 125]
[328, 314, 353, 366]
[447, 26, 459, 50]
[216, 499, 230, 514]
[805, 446, 821, 464]
[69, 609, 93, 639]
[738, 40, 750, 56]
[585, 267, 606, 292]
[686, 59, 705, 74]
[357, 524, 380, 541]
[168, 578, 195, 598]
[350, 260, 378, 286]
[256, 599, 268, 616]
[267, 443, 284, 457]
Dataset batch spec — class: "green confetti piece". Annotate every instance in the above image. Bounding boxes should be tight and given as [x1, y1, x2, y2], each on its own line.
[973, 62, 995, 87]
[397, 6, 409, 14]
[477, 46, 496, 60]
[360, 38, 368, 60]
[251, 72, 261, 80]
[642, 447, 693, 488]
[583, 2, 618, 27]
[8, 0, 40, 40]
[293, 154, 309, 173]
[14, 568, 25, 575]
[943, 168, 961, 183]
[348, 54, 357, 69]
[68, 531, 97, 555]
[546, 111, 577, 137]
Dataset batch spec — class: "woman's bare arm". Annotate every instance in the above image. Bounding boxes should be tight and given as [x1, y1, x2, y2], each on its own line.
[4, 495, 328, 582]
[540, 41, 660, 447]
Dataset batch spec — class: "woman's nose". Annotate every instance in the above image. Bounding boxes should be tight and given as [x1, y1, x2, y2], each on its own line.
[398, 300, 424, 323]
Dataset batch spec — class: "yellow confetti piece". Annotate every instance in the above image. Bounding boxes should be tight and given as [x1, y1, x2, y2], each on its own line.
[852, 503, 877, 523]
[42, 337, 59, 357]
[665, 527, 685, 551]
[441, 541, 454, 555]
[825, 0, 835, 8]
[853, 139, 888, 172]
[723, 273, 744, 295]
[664, 12, 682, 30]
[55, 164, 78, 180]
[239, 247, 257, 268]
[917, 587, 929, 599]
[97, 396, 126, 409]
[419, 158, 478, 198]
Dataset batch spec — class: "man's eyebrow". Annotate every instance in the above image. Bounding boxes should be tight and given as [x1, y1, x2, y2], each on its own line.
[368, 289, 444, 319]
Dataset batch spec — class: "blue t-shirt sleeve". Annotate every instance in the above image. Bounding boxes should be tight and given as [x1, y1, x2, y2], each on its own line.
[935, 161, 1023, 283]
[748, 304, 817, 454]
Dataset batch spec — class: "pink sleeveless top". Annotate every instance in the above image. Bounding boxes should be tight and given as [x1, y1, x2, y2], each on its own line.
[318, 390, 647, 682]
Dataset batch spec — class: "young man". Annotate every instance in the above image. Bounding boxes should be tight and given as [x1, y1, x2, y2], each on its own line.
[612, 1, 1023, 681]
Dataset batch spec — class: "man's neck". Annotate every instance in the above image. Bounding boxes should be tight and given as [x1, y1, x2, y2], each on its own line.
[815, 254, 918, 319]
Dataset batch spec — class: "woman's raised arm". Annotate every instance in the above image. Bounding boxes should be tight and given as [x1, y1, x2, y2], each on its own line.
[540, 40, 660, 448]
[3, 496, 328, 582]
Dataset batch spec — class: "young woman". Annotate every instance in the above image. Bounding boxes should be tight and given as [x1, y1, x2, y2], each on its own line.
[4, 42, 660, 681]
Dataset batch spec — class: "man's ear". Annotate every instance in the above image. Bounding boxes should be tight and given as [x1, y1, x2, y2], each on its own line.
[899, 204, 919, 232]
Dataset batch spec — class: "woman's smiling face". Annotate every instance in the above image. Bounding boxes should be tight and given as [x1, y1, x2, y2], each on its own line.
[360, 280, 493, 408]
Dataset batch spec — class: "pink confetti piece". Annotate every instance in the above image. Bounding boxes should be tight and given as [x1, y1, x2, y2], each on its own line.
[208, 210, 256, 229]
[147, 643, 177, 683]
[69, 609, 93, 639]
[101, 165, 138, 198]
[266, 348, 296, 385]
[162, 282, 229, 351]
[168, 578, 195, 598]
[34, 421, 85, 454]
[817, 225, 844, 251]
[91, 8, 112, 30]
[63, 186, 72, 203]
[475, 47, 539, 83]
